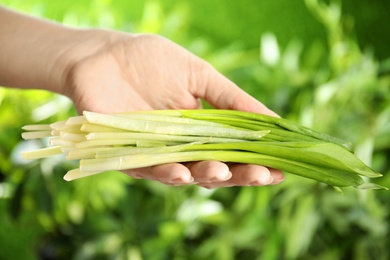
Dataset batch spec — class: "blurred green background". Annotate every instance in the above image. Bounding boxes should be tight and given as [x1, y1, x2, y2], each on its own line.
[1, 0, 389, 259]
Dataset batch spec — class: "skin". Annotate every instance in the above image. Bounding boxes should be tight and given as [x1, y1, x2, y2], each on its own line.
[0, 6, 284, 188]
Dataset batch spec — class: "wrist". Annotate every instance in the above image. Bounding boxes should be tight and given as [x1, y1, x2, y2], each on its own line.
[0, 7, 126, 96]
[53, 29, 115, 95]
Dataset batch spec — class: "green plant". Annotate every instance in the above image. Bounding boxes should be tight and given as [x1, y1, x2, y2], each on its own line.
[0, 0, 389, 259]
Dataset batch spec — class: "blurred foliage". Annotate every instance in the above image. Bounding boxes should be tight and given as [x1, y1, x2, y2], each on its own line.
[1, 0, 389, 259]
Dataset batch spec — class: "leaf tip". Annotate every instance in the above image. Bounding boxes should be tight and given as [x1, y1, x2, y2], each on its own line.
[355, 182, 388, 190]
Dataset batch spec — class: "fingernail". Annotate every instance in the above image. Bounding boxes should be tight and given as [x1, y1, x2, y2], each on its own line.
[170, 176, 194, 184]
[271, 176, 285, 185]
[250, 176, 274, 186]
[131, 173, 142, 179]
[209, 171, 232, 183]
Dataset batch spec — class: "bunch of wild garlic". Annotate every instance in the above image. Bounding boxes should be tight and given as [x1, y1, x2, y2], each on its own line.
[21, 109, 385, 190]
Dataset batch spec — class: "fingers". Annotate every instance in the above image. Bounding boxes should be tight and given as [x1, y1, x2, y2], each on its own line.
[123, 161, 284, 189]
[185, 161, 231, 183]
[196, 164, 284, 189]
[123, 162, 231, 185]
[123, 163, 194, 185]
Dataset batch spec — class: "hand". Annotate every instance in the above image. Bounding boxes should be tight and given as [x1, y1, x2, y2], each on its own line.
[0, 7, 284, 189]
[61, 31, 284, 188]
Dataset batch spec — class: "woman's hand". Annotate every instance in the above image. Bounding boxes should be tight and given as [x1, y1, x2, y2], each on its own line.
[62, 31, 284, 188]
[0, 6, 284, 188]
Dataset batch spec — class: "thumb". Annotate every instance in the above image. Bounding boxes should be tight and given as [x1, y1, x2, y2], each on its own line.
[192, 60, 279, 117]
